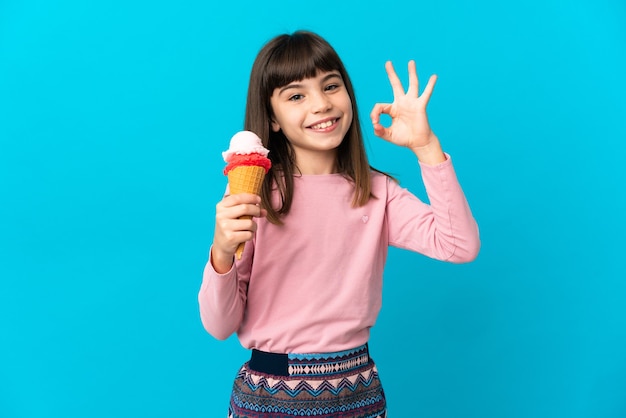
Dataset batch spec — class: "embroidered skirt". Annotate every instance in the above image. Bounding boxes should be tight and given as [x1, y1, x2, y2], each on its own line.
[228, 344, 387, 417]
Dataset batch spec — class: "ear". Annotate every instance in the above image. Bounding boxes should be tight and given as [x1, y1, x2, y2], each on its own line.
[271, 118, 280, 132]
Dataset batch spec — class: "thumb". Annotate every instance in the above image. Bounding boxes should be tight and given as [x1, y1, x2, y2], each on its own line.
[373, 122, 392, 141]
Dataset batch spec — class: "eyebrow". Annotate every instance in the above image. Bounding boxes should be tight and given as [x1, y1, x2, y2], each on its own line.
[278, 72, 342, 95]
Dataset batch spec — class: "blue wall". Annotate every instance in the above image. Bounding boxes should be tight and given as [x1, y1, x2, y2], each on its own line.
[1, 1, 625, 417]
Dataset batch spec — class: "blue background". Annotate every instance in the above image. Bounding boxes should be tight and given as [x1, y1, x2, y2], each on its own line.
[1, 0, 625, 417]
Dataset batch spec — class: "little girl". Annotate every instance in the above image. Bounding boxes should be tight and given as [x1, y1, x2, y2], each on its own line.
[199, 30, 480, 417]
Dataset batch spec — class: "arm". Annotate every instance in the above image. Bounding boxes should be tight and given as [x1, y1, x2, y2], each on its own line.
[372, 60, 479, 261]
[386, 158, 480, 262]
[198, 192, 263, 339]
[198, 251, 251, 340]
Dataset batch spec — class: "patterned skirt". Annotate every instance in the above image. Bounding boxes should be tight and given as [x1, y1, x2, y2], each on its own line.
[228, 344, 387, 417]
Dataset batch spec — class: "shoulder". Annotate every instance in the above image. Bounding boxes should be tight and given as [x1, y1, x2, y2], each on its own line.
[369, 170, 420, 207]
[370, 170, 389, 182]
[370, 170, 398, 191]
[368, 170, 399, 204]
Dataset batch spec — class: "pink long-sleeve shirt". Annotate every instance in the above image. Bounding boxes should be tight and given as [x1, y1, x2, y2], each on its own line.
[198, 155, 480, 353]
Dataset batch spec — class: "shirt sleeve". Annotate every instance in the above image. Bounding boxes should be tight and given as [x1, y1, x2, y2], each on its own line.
[386, 154, 480, 262]
[197, 245, 253, 340]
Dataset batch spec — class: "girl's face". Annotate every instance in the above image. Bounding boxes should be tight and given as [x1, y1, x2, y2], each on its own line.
[270, 70, 353, 174]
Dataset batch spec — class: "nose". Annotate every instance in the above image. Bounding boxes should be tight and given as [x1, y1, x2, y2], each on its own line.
[311, 91, 332, 113]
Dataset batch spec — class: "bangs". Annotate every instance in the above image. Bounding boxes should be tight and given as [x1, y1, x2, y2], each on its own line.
[263, 32, 343, 91]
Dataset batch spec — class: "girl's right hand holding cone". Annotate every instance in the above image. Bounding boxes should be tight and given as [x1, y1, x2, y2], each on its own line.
[211, 193, 266, 273]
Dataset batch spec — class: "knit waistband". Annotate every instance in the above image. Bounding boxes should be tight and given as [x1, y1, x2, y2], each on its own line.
[248, 343, 370, 377]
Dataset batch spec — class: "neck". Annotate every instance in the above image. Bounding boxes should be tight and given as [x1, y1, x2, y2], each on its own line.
[293, 150, 338, 175]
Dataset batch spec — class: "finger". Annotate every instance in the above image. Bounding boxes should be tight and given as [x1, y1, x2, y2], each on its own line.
[217, 217, 257, 241]
[222, 193, 261, 208]
[217, 201, 263, 223]
[384, 61, 405, 98]
[231, 203, 264, 219]
[221, 228, 255, 249]
[372, 122, 391, 141]
[232, 217, 258, 233]
[420, 74, 438, 104]
[371, 102, 394, 141]
[370, 102, 393, 124]
[406, 60, 419, 98]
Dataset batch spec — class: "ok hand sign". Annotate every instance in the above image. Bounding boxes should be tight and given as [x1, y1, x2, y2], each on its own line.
[370, 60, 440, 153]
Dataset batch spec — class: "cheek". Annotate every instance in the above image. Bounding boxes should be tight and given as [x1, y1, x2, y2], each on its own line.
[344, 103, 354, 126]
[269, 106, 289, 133]
[342, 94, 354, 121]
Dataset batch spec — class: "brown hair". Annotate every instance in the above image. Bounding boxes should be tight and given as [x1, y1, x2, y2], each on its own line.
[244, 31, 378, 224]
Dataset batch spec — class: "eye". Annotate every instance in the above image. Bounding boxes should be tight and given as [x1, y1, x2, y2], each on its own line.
[288, 94, 304, 102]
[325, 84, 339, 91]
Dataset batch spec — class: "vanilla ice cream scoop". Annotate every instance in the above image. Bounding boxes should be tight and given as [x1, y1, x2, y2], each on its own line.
[222, 130, 270, 162]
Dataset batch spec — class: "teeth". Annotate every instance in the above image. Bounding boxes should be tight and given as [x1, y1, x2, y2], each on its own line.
[311, 120, 335, 130]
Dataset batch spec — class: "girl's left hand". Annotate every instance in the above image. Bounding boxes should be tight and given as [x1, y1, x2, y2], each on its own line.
[370, 60, 438, 151]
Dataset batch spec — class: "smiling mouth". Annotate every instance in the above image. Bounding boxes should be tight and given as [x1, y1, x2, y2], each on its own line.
[309, 119, 338, 130]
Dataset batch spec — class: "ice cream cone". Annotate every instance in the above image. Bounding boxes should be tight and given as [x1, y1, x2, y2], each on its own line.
[227, 165, 266, 259]
[227, 165, 266, 195]
[222, 131, 271, 260]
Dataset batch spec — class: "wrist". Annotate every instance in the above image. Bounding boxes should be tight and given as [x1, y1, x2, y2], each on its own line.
[411, 134, 446, 165]
[210, 246, 235, 274]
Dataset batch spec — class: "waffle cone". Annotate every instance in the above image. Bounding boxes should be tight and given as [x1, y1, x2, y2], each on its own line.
[227, 165, 266, 195]
[227, 165, 266, 259]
